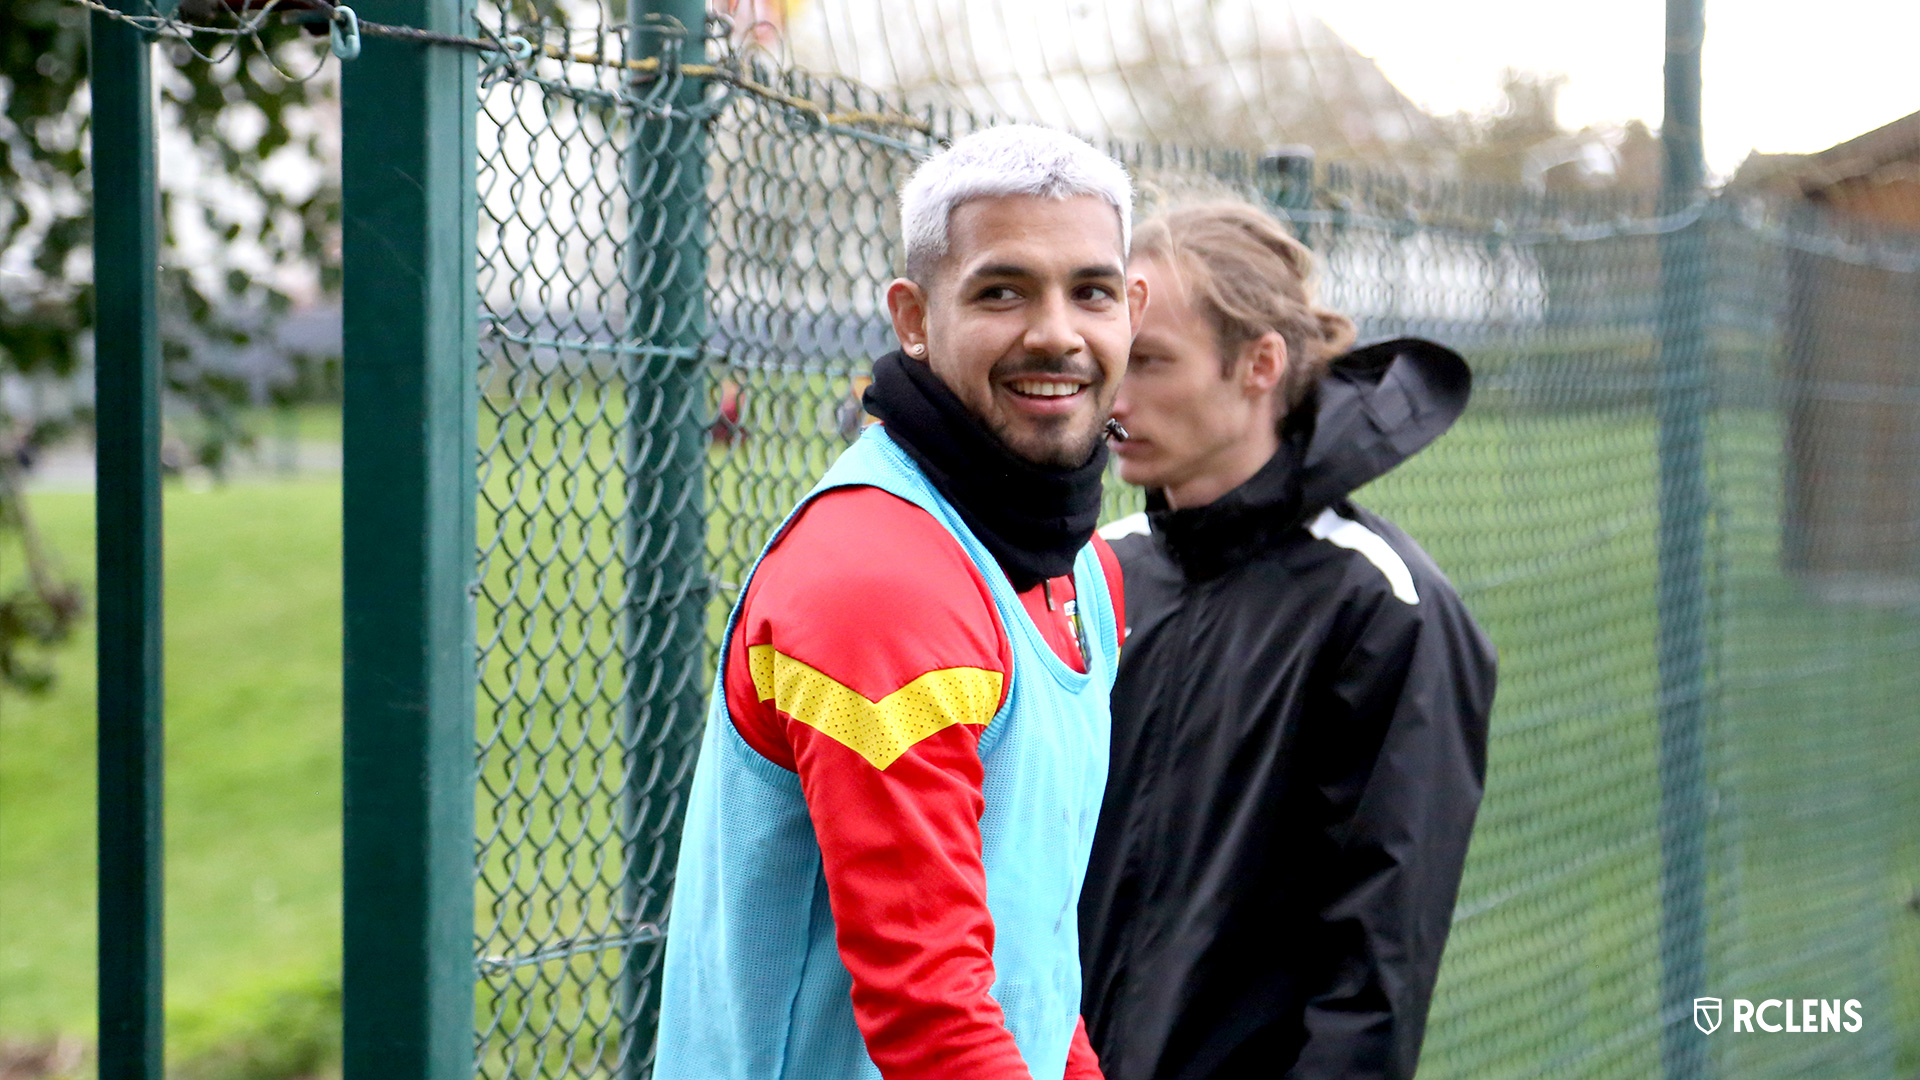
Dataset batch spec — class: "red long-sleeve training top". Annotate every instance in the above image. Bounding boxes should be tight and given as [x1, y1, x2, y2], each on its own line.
[723, 483, 1122, 1080]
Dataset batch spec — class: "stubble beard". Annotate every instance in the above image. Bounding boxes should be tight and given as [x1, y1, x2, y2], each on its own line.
[980, 354, 1107, 469]
[987, 411, 1104, 470]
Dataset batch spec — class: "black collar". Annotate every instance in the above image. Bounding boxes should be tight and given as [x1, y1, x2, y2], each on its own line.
[862, 350, 1107, 591]
[1148, 430, 1309, 582]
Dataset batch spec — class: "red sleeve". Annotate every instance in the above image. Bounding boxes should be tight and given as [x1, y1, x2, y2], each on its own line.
[726, 486, 1034, 1080]
[1090, 533, 1125, 650]
[1064, 1016, 1104, 1080]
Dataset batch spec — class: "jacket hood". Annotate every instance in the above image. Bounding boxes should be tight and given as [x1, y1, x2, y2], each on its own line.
[1294, 336, 1472, 514]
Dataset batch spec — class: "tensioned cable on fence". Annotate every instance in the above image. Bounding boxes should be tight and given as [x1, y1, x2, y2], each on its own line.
[69, 0, 937, 139]
[65, 0, 1920, 266]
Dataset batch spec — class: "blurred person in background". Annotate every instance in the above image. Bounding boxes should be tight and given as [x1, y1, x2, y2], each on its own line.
[1079, 202, 1497, 1080]
[657, 125, 1145, 1080]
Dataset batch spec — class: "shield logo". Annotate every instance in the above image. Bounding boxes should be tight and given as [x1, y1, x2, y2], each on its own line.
[1694, 997, 1722, 1034]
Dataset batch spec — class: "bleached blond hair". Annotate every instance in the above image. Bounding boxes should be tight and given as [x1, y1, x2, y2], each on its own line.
[900, 124, 1133, 282]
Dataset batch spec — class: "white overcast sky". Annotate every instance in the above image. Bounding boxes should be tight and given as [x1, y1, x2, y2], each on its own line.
[1302, 0, 1920, 179]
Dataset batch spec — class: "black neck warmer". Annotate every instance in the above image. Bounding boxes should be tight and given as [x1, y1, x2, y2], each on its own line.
[862, 349, 1108, 591]
[1148, 413, 1313, 583]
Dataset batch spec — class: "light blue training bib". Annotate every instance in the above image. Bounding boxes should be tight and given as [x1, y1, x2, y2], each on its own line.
[656, 424, 1117, 1080]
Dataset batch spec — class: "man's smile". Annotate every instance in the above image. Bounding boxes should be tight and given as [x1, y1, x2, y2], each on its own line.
[1005, 378, 1089, 399]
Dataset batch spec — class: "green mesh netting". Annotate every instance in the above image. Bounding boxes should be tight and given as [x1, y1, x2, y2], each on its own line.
[469, 20, 1920, 1080]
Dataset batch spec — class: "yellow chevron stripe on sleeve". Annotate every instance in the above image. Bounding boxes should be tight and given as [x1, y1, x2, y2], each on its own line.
[745, 644, 1003, 770]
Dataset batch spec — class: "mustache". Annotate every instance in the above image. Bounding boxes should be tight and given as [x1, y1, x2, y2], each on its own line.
[989, 354, 1104, 385]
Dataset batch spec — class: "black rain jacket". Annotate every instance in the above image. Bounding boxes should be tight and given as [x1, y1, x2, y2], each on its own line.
[1079, 339, 1498, 1080]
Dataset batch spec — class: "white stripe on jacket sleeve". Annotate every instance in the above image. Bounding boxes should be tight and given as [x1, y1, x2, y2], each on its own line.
[1306, 508, 1419, 605]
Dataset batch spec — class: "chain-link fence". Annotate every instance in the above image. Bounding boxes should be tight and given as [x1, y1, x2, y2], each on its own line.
[464, 17, 1919, 1080]
[59, 2, 1909, 1077]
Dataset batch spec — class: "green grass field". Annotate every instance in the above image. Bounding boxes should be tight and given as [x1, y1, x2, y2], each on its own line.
[3, 397, 1916, 1079]
[1376, 410, 1920, 1080]
[0, 478, 344, 1074]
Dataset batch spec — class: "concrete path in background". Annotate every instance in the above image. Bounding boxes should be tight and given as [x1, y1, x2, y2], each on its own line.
[22, 442, 343, 493]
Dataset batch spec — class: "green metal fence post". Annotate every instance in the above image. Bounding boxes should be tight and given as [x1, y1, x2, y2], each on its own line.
[339, 1, 478, 1078]
[1656, 0, 1711, 1076]
[620, 1, 710, 1074]
[91, 4, 164, 1076]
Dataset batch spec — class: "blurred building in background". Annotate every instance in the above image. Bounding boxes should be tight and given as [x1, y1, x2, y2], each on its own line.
[1736, 111, 1920, 600]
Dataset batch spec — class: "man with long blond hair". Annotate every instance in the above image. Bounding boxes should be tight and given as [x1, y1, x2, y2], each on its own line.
[1078, 202, 1496, 1080]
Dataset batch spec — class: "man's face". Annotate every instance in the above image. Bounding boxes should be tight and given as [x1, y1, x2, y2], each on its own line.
[887, 193, 1145, 468]
[1109, 256, 1282, 505]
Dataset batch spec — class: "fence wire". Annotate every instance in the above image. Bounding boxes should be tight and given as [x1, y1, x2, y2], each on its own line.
[465, 21, 1920, 1080]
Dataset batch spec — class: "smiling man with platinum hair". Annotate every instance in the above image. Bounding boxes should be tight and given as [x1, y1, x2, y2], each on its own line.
[656, 125, 1145, 1080]
[886, 125, 1136, 469]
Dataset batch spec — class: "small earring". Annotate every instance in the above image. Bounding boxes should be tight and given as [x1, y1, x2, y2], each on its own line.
[908, 343, 926, 357]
